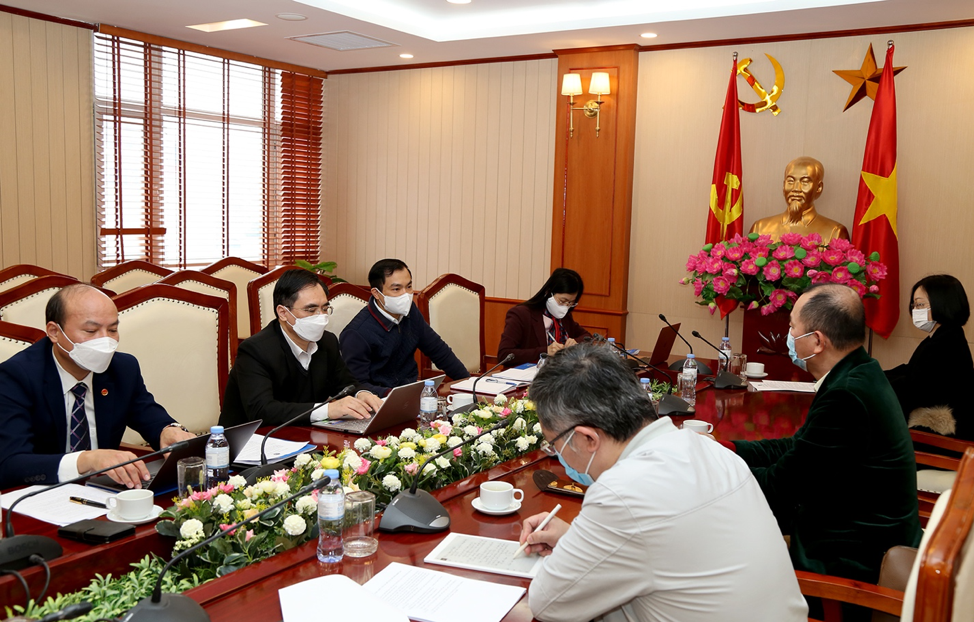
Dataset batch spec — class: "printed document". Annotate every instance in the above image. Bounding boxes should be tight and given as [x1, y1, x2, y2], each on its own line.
[424, 532, 543, 579]
[2, 484, 112, 526]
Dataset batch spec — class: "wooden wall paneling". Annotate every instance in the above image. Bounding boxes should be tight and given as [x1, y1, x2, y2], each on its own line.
[62, 25, 84, 276]
[12, 15, 36, 265]
[45, 21, 68, 274]
[30, 18, 52, 266]
[551, 47, 640, 342]
[0, 13, 16, 268]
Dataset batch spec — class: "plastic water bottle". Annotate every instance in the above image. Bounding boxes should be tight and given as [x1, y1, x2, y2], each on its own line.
[205, 425, 229, 488]
[317, 469, 344, 563]
[681, 354, 698, 406]
[718, 337, 733, 373]
[640, 377, 652, 400]
[419, 380, 438, 425]
[607, 337, 623, 358]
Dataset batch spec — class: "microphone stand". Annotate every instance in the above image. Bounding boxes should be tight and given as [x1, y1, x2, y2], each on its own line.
[239, 385, 356, 485]
[0, 439, 192, 571]
[379, 417, 516, 533]
[120, 477, 331, 622]
[469, 353, 515, 409]
[658, 314, 713, 374]
[691, 331, 747, 389]
[599, 336, 696, 416]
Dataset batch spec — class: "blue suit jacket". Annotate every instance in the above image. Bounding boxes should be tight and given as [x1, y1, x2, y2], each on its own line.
[0, 339, 174, 489]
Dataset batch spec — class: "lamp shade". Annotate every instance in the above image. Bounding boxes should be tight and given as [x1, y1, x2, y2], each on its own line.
[561, 73, 583, 97]
[589, 72, 610, 95]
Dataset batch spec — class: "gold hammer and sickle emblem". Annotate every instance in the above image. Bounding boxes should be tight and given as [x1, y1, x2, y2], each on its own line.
[737, 54, 785, 115]
[709, 172, 743, 238]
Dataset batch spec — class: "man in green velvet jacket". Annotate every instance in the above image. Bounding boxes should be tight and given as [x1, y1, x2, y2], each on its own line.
[728, 284, 921, 584]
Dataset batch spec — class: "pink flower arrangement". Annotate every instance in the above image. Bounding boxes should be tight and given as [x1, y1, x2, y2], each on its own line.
[355, 457, 371, 476]
[683, 232, 887, 314]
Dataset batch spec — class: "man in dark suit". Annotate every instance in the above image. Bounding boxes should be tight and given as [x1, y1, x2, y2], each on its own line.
[722, 284, 921, 589]
[219, 269, 383, 428]
[0, 284, 194, 490]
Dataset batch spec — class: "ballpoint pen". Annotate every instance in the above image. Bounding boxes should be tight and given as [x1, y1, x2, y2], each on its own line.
[513, 503, 562, 559]
[70, 496, 108, 509]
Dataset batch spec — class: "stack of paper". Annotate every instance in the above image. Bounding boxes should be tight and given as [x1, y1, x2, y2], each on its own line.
[2, 484, 112, 526]
[491, 366, 539, 384]
[233, 435, 316, 466]
[750, 380, 817, 393]
[449, 377, 521, 395]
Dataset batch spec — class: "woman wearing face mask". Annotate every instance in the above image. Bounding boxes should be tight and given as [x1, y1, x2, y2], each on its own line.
[885, 275, 974, 441]
[497, 268, 591, 367]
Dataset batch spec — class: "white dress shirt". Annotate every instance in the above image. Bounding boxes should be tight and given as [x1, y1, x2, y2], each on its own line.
[53, 351, 97, 481]
[280, 328, 330, 422]
[528, 417, 808, 622]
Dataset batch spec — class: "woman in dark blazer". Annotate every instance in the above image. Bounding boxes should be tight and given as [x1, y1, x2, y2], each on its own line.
[885, 274, 974, 441]
[497, 268, 591, 366]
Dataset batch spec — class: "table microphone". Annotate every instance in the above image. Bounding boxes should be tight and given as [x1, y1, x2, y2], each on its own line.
[120, 476, 331, 622]
[239, 385, 356, 485]
[691, 331, 747, 389]
[597, 334, 695, 416]
[470, 353, 515, 408]
[0, 439, 192, 571]
[658, 314, 713, 374]
[379, 416, 517, 534]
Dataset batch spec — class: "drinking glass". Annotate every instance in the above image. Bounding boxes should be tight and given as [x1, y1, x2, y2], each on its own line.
[177, 456, 206, 499]
[343, 491, 377, 557]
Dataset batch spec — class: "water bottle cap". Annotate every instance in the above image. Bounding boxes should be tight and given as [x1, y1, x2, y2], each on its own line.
[721, 337, 730, 342]
[607, 337, 615, 342]
[424, 380, 434, 386]
[640, 378, 650, 384]
[686, 353, 695, 359]
[322, 469, 340, 480]
[210, 425, 224, 434]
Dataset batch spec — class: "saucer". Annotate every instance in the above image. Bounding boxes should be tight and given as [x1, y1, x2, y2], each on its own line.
[107, 504, 164, 525]
[746, 372, 768, 379]
[472, 497, 521, 516]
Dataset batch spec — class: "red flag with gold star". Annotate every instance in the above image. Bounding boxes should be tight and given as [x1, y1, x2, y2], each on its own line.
[707, 58, 744, 318]
[852, 44, 899, 338]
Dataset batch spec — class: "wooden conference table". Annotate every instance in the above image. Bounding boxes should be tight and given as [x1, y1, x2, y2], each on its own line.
[1, 381, 815, 620]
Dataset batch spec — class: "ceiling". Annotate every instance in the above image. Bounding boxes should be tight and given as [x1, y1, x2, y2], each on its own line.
[6, 0, 974, 72]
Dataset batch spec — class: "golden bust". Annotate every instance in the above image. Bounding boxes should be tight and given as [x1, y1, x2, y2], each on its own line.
[749, 157, 850, 244]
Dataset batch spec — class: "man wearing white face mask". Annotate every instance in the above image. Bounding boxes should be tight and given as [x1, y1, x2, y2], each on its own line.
[0, 284, 194, 490]
[717, 284, 921, 609]
[340, 259, 469, 396]
[220, 269, 383, 428]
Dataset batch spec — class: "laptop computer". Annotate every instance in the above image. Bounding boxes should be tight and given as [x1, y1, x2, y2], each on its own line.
[649, 323, 680, 367]
[313, 375, 446, 435]
[85, 419, 262, 493]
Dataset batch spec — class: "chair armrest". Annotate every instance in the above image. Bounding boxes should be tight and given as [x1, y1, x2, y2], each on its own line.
[911, 429, 974, 454]
[916, 451, 961, 471]
[795, 570, 904, 616]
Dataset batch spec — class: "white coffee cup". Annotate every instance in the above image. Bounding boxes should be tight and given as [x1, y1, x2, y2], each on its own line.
[682, 420, 714, 434]
[479, 481, 524, 510]
[108, 489, 154, 520]
[447, 393, 474, 409]
[745, 362, 765, 376]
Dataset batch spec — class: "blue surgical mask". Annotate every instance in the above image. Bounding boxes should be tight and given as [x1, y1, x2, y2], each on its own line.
[553, 429, 597, 487]
[786, 330, 816, 371]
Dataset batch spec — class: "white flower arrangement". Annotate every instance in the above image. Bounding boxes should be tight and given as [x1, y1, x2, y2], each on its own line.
[385, 435, 401, 447]
[533, 423, 543, 434]
[422, 463, 436, 476]
[513, 401, 525, 414]
[295, 495, 317, 515]
[423, 437, 441, 453]
[283, 515, 307, 537]
[343, 452, 363, 471]
[311, 468, 325, 481]
[447, 436, 463, 448]
[235, 498, 252, 511]
[354, 438, 372, 452]
[399, 428, 418, 441]
[525, 435, 538, 444]
[512, 417, 526, 431]
[179, 518, 204, 541]
[434, 456, 451, 469]
[293, 453, 312, 468]
[369, 445, 393, 460]
[274, 482, 290, 498]
[451, 413, 466, 426]
[475, 442, 495, 456]
[474, 409, 494, 419]
[227, 475, 248, 489]
[478, 433, 496, 445]
[463, 425, 480, 438]
[258, 480, 277, 496]
[213, 494, 234, 515]
[398, 447, 416, 459]
[515, 437, 531, 452]
[493, 394, 508, 405]
[382, 474, 402, 492]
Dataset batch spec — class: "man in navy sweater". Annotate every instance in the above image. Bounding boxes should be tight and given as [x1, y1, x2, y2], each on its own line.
[340, 259, 470, 396]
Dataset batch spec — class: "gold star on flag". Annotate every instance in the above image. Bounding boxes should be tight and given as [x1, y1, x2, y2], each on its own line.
[859, 164, 898, 237]
[834, 44, 906, 111]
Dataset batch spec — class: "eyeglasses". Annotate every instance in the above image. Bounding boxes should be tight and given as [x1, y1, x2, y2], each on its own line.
[540, 426, 577, 457]
[909, 300, 930, 311]
[553, 297, 578, 308]
[288, 304, 333, 316]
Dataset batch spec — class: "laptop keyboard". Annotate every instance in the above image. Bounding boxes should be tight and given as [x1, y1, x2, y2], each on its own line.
[327, 417, 371, 433]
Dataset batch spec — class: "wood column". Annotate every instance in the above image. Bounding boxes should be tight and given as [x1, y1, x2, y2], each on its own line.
[551, 45, 639, 343]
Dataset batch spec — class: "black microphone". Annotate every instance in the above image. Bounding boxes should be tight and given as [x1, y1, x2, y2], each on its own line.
[121, 477, 331, 622]
[691, 331, 747, 389]
[379, 417, 517, 534]
[600, 335, 696, 416]
[38, 602, 93, 622]
[0, 439, 192, 571]
[470, 353, 515, 409]
[239, 385, 356, 485]
[658, 314, 713, 374]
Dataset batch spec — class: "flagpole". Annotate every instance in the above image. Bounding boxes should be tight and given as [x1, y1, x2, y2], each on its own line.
[867, 328, 873, 356]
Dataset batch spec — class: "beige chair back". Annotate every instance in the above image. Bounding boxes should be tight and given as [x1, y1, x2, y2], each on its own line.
[158, 270, 239, 363]
[202, 258, 267, 341]
[324, 283, 370, 337]
[0, 275, 81, 331]
[246, 267, 331, 336]
[113, 285, 230, 442]
[0, 264, 65, 295]
[419, 274, 486, 375]
[91, 260, 172, 294]
[0, 321, 45, 363]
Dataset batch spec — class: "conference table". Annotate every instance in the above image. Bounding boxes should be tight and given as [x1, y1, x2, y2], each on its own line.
[1, 379, 815, 620]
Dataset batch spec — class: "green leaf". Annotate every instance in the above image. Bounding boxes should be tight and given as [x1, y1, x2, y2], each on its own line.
[755, 256, 768, 267]
[793, 247, 807, 259]
[748, 232, 759, 241]
[156, 520, 180, 538]
[702, 243, 713, 252]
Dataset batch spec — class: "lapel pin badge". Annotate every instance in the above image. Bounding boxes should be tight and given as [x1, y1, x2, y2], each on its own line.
[101, 388, 108, 396]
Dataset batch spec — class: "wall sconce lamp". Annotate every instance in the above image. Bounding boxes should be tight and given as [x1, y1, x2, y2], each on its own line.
[561, 72, 610, 138]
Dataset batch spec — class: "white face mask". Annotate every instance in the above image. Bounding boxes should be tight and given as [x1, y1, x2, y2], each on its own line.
[56, 324, 118, 374]
[284, 308, 329, 342]
[546, 296, 570, 320]
[912, 308, 936, 333]
[380, 292, 412, 316]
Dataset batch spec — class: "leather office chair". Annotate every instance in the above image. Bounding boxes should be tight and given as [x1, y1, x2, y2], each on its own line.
[90, 260, 172, 294]
[417, 273, 486, 377]
[201, 257, 267, 342]
[113, 284, 230, 442]
[158, 270, 239, 364]
[324, 282, 370, 337]
[0, 320, 46, 364]
[0, 275, 82, 331]
[0, 264, 65, 295]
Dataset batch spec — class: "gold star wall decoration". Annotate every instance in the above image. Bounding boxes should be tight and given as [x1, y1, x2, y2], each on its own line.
[833, 43, 906, 111]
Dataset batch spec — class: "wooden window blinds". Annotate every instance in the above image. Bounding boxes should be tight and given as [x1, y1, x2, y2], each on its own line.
[93, 33, 323, 269]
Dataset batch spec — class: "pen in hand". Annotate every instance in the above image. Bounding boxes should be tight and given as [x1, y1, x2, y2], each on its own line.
[70, 496, 108, 509]
[513, 503, 562, 559]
